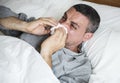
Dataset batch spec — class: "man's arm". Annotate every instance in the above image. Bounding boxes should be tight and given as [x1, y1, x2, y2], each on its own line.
[0, 17, 27, 32]
[40, 28, 67, 67]
[0, 17, 58, 35]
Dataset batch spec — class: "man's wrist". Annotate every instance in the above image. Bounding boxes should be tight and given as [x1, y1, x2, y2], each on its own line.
[40, 50, 52, 58]
[40, 50, 53, 68]
[17, 21, 28, 32]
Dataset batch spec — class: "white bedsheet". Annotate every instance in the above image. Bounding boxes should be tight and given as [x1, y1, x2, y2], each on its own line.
[0, 36, 60, 83]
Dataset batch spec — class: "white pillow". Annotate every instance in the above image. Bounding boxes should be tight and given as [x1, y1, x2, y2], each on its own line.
[0, 36, 60, 83]
[86, 28, 120, 83]
[0, 0, 81, 20]
[79, 1, 120, 83]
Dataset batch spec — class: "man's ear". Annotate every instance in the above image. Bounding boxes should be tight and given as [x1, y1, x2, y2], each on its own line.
[82, 33, 93, 42]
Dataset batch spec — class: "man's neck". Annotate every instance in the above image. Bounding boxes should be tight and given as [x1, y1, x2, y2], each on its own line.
[65, 45, 80, 53]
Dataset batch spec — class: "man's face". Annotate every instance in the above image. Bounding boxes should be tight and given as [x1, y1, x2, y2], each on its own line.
[59, 7, 92, 48]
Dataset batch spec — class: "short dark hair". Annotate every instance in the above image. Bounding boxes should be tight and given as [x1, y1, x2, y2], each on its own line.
[73, 4, 100, 33]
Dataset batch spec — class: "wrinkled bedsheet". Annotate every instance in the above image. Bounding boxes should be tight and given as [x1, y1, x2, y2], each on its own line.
[0, 36, 60, 83]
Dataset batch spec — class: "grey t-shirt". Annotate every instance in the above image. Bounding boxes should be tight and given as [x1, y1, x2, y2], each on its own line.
[52, 48, 91, 83]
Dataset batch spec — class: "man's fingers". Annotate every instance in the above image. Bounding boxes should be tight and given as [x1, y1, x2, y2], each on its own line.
[40, 17, 58, 23]
[38, 17, 58, 26]
[54, 27, 67, 36]
[52, 28, 67, 45]
[31, 25, 50, 35]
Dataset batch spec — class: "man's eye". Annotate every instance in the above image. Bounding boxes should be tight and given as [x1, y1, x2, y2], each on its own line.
[71, 24, 77, 30]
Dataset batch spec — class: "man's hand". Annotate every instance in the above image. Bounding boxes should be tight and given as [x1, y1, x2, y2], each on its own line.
[40, 27, 67, 67]
[25, 17, 58, 35]
[0, 17, 58, 35]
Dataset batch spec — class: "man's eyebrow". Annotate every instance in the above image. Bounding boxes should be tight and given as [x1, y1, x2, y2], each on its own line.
[64, 12, 80, 28]
[71, 21, 80, 28]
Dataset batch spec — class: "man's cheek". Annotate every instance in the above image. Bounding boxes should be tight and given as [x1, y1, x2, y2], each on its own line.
[65, 34, 71, 42]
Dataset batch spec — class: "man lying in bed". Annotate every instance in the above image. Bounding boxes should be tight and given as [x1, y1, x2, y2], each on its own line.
[0, 4, 100, 83]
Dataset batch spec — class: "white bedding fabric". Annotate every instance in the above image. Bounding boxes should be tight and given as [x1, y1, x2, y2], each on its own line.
[0, 0, 120, 83]
[80, 1, 120, 83]
[0, 36, 60, 83]
[0, 0, 81, 20]
[87, 27, 120, 83]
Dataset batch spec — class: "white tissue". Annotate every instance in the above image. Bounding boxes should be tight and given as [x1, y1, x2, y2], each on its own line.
[50, 23, 68, 34]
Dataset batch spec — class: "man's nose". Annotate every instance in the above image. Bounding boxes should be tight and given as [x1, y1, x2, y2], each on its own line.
[60, 21, 69, 31]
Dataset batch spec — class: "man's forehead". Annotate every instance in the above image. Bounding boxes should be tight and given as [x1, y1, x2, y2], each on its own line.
[66, 7, 76, 14]
[65, 8, 84, 18]
[65, 7, 83, 18]
[64, 7, 90, 26]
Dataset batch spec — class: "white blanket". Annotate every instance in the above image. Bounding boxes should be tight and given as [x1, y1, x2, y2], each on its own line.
[0, 36, 60, 83]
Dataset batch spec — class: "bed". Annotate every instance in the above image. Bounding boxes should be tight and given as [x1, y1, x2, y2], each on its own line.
[0, 0, 120, 83]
